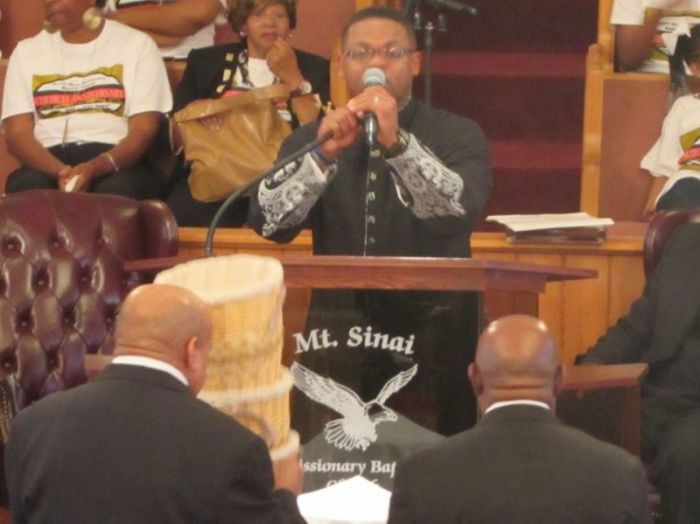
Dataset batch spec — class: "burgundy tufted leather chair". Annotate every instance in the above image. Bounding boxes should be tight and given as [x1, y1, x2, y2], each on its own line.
[0, 190, 178, 411]
[644, 208, 700, 278]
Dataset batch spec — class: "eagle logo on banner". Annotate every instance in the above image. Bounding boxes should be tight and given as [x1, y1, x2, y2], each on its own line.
[291, 362, 418, 451]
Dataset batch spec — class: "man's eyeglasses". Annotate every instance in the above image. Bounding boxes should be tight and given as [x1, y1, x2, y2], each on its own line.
[343, 47, 416, 62]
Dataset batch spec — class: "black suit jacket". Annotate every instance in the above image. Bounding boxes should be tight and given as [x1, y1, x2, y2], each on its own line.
[584, 223, 700, 366]
[5, 365, 305, 524]
[582, 223, 700, 446]
[388, 405, 651, 524]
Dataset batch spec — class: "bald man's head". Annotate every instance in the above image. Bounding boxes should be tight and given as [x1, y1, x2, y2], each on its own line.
[114, 284, 213, 394]
[468, 315, 562, 412]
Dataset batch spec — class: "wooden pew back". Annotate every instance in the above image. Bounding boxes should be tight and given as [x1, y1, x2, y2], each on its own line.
[598, 75, 668, 219]
[0, 60, 21, 193]
[580, 0, 671, 220]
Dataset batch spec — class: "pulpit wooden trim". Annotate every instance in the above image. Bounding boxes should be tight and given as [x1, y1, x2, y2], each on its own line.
[560, 363, 646, 455]
[124, 254, 596, 293]
[562, 363, 646, 390]
[174, 226, 646, 363]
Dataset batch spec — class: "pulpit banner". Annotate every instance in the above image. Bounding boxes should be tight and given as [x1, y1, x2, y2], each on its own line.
[290, 289, 479, 491]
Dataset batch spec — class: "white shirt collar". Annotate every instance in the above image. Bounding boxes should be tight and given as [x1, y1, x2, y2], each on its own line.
[484, 400, 550, 415]
[112, 355, 189, 387]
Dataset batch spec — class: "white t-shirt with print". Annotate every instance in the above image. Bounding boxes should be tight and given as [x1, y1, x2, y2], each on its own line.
[105, 0, 227, 59]
[612, 0, 700, 73]
[1, 20, 172, 148]
[232, 57, 292, 122]
[642, 94, 700, 203]
[234, 57, 277, 89]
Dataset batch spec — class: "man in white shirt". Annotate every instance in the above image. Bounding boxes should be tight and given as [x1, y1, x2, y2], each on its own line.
[5, 284, 305, 523]
[388, 315, 652, 524]
[104, 0, 226, 59]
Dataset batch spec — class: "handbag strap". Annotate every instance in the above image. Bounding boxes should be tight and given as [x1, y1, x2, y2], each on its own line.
[236, 48, 254, 89]
[214, 48, 282, 97]
[174, 83, 290, 123]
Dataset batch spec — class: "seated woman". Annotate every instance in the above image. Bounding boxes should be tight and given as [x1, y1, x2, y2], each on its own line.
[167, 0, 330, 227]
[643, 24, 700, 212]
[1, 0, 172, 199]
[104, 0, 226, 60]
[612, 0, 700, 73]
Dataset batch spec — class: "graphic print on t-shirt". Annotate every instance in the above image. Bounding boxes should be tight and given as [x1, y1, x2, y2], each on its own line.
[32, 64, 126, 119]
[646, 9, 700, 63]
[678, 126, 700, 170]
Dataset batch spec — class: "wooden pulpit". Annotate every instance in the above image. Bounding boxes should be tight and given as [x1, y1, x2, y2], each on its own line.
[115, 253, 647, 455]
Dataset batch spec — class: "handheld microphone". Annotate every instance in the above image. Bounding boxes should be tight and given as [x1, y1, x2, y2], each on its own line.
[362, 67, 386, 148]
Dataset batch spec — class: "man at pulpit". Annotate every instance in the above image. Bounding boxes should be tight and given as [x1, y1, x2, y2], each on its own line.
[249, 6, 491, 442]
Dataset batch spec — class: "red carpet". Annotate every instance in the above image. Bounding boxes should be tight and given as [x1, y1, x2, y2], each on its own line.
[411, 0, 597, 225]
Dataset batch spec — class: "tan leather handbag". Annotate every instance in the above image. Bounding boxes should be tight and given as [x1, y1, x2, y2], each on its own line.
[174, 84, 292, 202]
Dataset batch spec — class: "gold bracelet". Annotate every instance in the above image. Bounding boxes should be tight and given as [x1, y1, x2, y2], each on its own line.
[102, 152, 119, 173]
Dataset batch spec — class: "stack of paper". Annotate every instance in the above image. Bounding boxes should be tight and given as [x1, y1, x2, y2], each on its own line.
[297, 475, 392, 524]
[486, 212, 614, 244]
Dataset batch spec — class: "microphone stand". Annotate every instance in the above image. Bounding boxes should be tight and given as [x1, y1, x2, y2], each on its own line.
[205, 131, 333, 257]
[408, 1, 447, 109]
[405, 0, 477, 108]
[423, 20, 436, 108]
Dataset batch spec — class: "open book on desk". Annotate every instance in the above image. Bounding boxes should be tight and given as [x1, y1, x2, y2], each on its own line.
[486, 212, 615, 244]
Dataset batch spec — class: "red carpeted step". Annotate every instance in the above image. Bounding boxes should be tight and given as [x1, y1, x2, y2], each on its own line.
[425, 50, 586, 78]
[479, 166, 581, 224]
[474, 140, 582, 228]
[414, 50, 585, 141]
[415, 74, 585, 142]
[489, 140, 581, 170]
[412, 0, 597, 218]
[414, 0, 596, 53]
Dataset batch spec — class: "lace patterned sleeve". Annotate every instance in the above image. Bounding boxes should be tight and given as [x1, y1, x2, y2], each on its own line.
[386, 132, 466, 219]
[257, 153, 338, 237]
